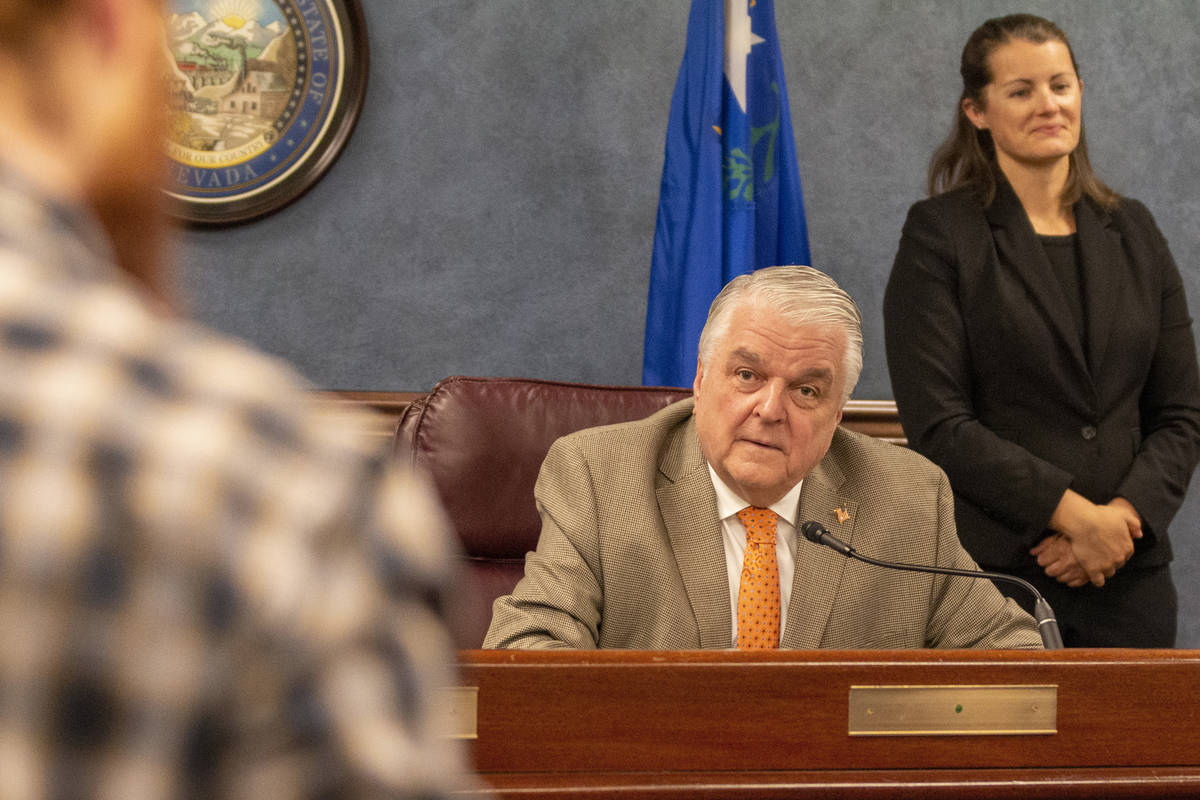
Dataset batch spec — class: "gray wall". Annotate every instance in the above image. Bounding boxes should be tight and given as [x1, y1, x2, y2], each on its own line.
[178, 1, 1200, 646]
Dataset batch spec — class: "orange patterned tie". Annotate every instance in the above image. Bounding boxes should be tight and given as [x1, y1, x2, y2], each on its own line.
[736, 506, 781, 649]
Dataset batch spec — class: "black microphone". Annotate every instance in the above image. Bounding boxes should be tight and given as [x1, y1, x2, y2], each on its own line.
[800, 521, 1064, 650]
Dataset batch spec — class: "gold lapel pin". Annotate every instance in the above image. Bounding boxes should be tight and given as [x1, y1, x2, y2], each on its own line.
[834, 507, 851, 524]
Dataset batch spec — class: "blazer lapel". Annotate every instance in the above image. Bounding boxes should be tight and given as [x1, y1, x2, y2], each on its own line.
[1074, 197, 1125, 375]
[656, 417, 734, 649]
[782, 448, 856, 649]
[986, 182, 1091, 383]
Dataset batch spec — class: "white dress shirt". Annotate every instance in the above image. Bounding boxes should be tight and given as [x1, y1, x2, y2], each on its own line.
[706, 464, 803, 645]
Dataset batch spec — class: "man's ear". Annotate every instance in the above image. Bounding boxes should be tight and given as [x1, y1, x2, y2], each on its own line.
[692, 359, 704, 396]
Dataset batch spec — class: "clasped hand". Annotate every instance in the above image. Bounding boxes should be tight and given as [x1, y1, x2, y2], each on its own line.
[1039, 491, 1140, 587]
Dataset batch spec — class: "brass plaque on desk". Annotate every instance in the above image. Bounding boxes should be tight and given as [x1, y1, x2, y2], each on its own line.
[433, 687, 479, 739]
[848, 684, 1057, 736]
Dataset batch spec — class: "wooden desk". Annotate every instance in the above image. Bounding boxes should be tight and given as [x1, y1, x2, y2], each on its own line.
[455, 649, 1200, 798]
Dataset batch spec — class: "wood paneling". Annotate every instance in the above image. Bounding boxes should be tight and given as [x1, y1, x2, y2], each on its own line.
[456, 648, 1200, 798]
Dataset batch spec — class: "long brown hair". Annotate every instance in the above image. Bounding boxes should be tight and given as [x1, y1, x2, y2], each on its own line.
[927, 13, 1118, 209]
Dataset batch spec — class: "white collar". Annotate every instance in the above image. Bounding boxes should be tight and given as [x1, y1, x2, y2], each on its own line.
[706, 463, 803, 528]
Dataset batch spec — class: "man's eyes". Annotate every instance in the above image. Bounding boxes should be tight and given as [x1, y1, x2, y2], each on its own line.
[730, 370, 827, 401]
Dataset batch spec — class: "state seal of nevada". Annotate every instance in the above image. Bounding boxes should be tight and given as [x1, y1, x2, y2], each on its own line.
[164, 0, 367, 224]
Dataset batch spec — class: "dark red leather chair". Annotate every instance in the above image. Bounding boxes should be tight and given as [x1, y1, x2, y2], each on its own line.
[393, 376, 691, 648]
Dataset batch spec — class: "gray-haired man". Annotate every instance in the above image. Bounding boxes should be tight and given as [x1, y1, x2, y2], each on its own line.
[486, 265, 1041, 651]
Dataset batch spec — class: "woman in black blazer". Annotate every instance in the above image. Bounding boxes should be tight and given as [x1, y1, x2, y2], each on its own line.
[884, 14, 1200, 646]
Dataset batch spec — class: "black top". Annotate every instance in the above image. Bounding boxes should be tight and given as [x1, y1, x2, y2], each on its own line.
[1038, 232, 1086, 351]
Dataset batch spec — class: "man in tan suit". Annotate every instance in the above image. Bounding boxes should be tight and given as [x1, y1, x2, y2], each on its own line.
[485, 266, 1041, 650]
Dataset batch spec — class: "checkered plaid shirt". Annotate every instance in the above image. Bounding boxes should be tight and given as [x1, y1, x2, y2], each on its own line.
[0, 169, 471, 798]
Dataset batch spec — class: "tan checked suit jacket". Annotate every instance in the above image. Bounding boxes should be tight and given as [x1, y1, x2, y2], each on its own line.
[484, 399, 1042, 650]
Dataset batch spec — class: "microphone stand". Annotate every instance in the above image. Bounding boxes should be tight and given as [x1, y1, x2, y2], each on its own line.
[801, 521, 1064, 650]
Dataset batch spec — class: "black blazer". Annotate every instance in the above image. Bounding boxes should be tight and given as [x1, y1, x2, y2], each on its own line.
[884, 181, 1200, 569]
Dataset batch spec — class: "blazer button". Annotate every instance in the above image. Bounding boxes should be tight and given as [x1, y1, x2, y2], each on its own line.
[1081, 425, 1098, 440]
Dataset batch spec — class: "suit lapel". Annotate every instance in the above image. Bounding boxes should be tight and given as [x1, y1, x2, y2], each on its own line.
[656, 416, 734, 649]
[782, 444, 856, 649]
[986, 182, 1091, 383]
[1074, 197, 1124, 375]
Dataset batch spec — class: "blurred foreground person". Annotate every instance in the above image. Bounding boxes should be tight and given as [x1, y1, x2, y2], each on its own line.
[0, 0, 469, 796]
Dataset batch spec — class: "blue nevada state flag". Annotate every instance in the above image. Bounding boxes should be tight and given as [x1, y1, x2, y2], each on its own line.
[641, 0, 810, 388]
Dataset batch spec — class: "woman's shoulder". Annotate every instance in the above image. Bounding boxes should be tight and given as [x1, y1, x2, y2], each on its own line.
[1084, 192, 1165, 243]
[899, 184, 991, 251]
[927, 182, 987, 208]
[904, 184, 987, 227]
[1105, 193, 1155, 225]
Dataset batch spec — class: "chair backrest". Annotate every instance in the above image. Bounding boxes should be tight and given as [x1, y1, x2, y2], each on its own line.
[394, 376, 692, 647]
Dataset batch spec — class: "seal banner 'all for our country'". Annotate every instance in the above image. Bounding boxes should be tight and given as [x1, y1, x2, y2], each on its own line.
[164, 0, 368, 225]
